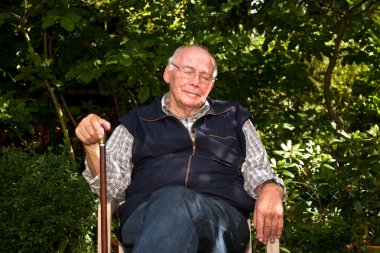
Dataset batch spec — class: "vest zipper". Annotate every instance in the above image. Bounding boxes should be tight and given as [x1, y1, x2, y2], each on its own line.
[185, 129, 196, 187]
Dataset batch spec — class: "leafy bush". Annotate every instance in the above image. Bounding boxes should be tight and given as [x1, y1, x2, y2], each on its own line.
[0, 149, 97, 252]
[271, 125, 380, 252]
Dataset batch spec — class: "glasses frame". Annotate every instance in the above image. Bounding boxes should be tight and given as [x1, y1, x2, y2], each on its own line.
[171, 62, 216, 86]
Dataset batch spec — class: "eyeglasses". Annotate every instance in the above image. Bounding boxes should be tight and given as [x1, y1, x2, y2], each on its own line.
[171, 63, 216, 86]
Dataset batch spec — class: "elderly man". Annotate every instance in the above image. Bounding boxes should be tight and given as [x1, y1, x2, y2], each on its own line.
[76, 45, 285, 253]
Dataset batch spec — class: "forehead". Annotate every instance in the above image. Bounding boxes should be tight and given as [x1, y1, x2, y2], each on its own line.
[175, 47, 214, 71]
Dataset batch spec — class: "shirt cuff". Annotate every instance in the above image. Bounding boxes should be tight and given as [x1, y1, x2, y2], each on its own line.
[82, 162, 100, 195]
[255, 177, 287, 202]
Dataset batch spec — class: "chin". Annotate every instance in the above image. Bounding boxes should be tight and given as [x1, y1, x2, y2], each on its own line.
[185, 101, 202, 108]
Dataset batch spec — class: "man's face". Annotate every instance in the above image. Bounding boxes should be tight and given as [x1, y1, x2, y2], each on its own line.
[163, 47, 215, 116]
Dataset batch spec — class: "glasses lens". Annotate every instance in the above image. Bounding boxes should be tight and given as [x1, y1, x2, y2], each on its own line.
[176, 65, 213, 85]
[180, 67, 195, 78]
[199, 74, 213, 85]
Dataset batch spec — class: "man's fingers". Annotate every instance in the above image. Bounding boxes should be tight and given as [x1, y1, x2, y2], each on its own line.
[269, 216, 279, 243]
[253, 182, 284, 245]
[262, 223, 271, 245]
[253, 206, 284, 245]
[276, 217, 283, 239]
[100, 119, 111, 132]
[91, 119, 105, 140]
[75, 114, 111, 145]
[259, 217, 282, 245]
[253, 210, 265, 243]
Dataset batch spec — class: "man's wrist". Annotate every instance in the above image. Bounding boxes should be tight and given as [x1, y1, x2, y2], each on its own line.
[261, 178, 283, 188]
[255, 178, 284, 197]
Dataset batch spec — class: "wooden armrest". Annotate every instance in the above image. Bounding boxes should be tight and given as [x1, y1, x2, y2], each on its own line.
[266, 238, 280, 253]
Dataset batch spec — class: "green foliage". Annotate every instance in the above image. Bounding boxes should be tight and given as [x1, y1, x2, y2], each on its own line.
[271, 125, 380, 251]
[0, 0, 379, 251]
[0, 149, 97, 252]
[0, 91, 40, 136]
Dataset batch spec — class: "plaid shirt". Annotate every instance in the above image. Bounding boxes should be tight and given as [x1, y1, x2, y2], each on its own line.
[83, 94, 285, 203]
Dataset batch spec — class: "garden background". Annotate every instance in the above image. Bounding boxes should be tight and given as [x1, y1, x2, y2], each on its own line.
[0, 0, 379, 252]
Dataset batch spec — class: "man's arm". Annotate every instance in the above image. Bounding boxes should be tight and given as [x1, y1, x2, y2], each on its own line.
[241, 120, 285, 245]
[76, 114, 134, 203]
[75, 114, 111, 177]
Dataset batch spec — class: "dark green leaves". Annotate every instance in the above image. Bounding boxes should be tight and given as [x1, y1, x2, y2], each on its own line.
[42, 9, 82, 31]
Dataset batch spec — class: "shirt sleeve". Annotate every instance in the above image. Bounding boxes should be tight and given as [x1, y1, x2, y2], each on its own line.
[82, 124, 134, 203]
[241, 120, 286, 199]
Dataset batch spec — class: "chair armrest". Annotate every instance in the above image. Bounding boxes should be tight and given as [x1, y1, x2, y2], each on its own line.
[266, 238, 280, 253]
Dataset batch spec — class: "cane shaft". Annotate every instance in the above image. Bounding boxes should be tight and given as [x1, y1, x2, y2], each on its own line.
[100, 140, 108, 253]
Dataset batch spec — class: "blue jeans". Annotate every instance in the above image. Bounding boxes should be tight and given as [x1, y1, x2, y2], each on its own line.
[120, 186, 250, 253]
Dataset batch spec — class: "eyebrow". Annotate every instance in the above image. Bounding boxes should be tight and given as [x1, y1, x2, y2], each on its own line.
[182, 65, 212, 76]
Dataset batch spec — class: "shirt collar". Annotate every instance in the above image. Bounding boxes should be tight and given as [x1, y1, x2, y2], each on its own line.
[161, 92, 210, 118]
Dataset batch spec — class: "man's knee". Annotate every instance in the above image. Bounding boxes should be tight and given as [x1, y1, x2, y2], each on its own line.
[147, 186, 202, 219]
[151, 186, 196, 204]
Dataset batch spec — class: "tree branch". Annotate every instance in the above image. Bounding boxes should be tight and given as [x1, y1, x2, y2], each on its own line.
[323, 16, 348, 128]
[45, 80, 77, 169]
[16, 2, 78, 169]
[61, 94, 78, 127]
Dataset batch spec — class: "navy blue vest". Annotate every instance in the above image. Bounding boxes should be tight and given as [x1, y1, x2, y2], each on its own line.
[117, 97, 254, 227]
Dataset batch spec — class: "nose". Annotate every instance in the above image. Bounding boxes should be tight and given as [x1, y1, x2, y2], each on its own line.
[189, 73, 201, 86]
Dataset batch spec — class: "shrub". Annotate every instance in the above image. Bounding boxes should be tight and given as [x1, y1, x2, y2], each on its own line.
[0, 148, 97, 252]
[271, 125, 380, 252]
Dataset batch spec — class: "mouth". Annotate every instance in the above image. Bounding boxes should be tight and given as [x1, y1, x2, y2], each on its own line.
[184, 91, 200, 97]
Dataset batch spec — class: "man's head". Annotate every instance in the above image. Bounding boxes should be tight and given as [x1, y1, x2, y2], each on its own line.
[163, 45, 217, 117]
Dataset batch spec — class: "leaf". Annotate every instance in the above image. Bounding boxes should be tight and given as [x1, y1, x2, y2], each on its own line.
[273, 150, 286, 156]
[281, 143, 289, 151]
[282, 123, 295, 130]
[282, 170, 295, 178]
[65, 12, 82, 23]
[353, 200, 363, 215]
[322, 164, 335, 171]
[30, 53, 41, 65]
[339, 130, 351, 139]
[0, 13, 12, 27]
[287, 140, 292, 150]
[60, 16, 75, 31]
[42, 14, 57, 29]
[138, 85, 150, 103]
[221, 2, 234, 12]
[120, 54, 133, 67]
[79, 70, 101, 83]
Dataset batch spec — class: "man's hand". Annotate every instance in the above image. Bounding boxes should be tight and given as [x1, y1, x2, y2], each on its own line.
[253, 182, 284, 245]
[75, 114, 111, 146]
[75, 114, 111, 177]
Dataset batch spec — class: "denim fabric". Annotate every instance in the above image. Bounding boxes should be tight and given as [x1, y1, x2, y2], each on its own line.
[120, 186, 250, 253]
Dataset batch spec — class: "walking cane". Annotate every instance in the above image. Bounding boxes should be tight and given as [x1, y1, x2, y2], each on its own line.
[100, 136, 108, 253]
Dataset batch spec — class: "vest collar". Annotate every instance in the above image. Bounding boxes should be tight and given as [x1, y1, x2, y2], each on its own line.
[138, 96, 234, 121]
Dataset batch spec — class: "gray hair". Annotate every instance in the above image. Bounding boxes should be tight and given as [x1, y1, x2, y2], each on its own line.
[168, 45, 218, 78]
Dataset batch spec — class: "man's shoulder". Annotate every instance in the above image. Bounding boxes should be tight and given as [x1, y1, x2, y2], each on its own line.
[208, 97, 249, 115]
[120, 97, 163, 123]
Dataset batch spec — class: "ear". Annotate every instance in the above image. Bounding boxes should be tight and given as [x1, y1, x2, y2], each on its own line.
[163, 65, 170, 83]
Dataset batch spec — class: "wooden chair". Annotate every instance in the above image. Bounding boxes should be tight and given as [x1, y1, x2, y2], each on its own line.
[98, 201, 280, 253]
